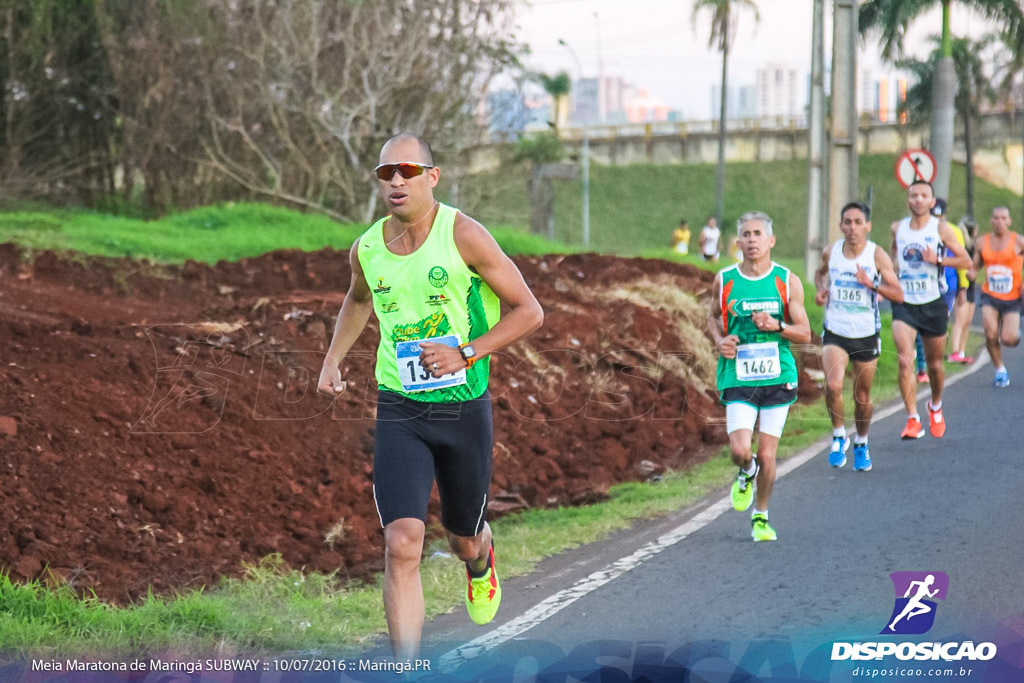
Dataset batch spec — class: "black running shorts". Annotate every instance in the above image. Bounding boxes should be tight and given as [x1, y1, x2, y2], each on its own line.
[891, 298, 949, 338]
[373, 390, 493, 538]
[720, 383, 798, 409]
[822, 328, 881, 362]
[979, 292, 1022, 316]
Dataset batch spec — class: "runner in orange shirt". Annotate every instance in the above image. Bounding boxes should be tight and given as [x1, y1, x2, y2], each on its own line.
[968, 206, 1024, 387]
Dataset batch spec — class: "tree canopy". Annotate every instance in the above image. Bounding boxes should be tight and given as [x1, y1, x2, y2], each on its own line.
[0, 0, 525, 219]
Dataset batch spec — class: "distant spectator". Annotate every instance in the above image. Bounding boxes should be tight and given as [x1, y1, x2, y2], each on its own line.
[700, 215, 722, 262]
[671, 219, 691, 255]
[727, 234, 742, 262]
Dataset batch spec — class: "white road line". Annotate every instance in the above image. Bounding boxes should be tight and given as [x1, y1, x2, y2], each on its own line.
[438, 350, 992, 669]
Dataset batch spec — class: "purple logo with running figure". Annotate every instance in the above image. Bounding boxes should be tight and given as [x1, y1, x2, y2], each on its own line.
[881, 571, 949, 635]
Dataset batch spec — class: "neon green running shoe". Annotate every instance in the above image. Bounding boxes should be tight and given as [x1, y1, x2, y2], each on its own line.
[465, 544, 502, 625]
[751, 514, 777, 542]
[730, 464, 757, 511]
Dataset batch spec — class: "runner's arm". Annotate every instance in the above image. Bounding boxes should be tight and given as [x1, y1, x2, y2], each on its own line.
[937, 222, 972, 269]
[778, 275, 812, 343]
[707, 273, 738, 358]
[873, 247, 904, 303]
[1018, 235, 1024, 306]
[452, 213, 544, 361]
[707, 273, 726, 344]
[321, 240, 374, 372]
[968, 241, 984, 281]
[889, 221, 901, 266]
[813, 244, 832, 306]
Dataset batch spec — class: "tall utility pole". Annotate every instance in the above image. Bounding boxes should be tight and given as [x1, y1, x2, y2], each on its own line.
[559, 38, 591, 248]
[806, 0, 826, 278]
[715, 18, 729, 225]
[828, 0, 859, 244]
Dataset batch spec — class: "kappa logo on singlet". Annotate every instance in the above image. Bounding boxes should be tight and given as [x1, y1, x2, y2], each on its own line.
[738, 298, 782, 315]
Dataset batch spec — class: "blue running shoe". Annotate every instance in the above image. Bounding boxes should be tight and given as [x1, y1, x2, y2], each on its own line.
[995, 369, 1010, 388]
[828, 434, 849, 468]
[853, 443, 872, 472]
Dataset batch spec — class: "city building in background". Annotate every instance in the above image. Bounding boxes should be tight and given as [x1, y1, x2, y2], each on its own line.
[709, 84, 759, 120]
[756, 64, 801, 118]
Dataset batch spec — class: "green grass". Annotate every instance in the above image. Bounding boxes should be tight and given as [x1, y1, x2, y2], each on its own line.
[0, 204, 571, 264]
[459, 155, 1022, 258]
[2, 155, 1018, 262]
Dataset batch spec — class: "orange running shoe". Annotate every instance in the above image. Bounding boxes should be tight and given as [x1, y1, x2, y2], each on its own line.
[928, 403, 945, 438]
[901, 416, 925, 440]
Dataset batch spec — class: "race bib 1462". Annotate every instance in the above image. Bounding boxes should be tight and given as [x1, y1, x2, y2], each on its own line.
[736, 341, 781, 382]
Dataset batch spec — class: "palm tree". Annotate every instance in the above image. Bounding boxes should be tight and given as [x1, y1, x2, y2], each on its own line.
[692, 0, 759, 225]
[860, 0, 1024, 200]
[990, 29, 1024, 217]
[538, 72, 572, 133]
[900, 35, 996, 217]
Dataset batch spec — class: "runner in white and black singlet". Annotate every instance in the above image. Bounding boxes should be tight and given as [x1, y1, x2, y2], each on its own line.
[889, 180, 972, 441]
[814, 202, 903, 472]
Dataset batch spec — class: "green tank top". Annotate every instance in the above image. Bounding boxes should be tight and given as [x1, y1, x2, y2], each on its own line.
[716, 262, 798, 391]
[357, 203, 500, 402]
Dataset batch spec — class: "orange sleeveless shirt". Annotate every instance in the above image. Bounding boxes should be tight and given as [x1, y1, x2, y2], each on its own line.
[979, 233, 1024, 301]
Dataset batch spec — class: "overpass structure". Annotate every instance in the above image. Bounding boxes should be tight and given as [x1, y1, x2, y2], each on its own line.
[469, 111, 1024, 196]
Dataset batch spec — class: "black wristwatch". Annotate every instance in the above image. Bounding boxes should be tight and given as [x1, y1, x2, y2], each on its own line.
[458, 343, 478, 369]
[778, 320, 787, 333]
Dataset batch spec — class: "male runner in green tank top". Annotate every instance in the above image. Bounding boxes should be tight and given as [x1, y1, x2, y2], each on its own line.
[708, 211, 812, 541]
[317, 133, 543, 660]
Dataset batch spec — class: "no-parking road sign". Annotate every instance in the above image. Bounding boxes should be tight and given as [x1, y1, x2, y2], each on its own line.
[894, 149, 937, 189]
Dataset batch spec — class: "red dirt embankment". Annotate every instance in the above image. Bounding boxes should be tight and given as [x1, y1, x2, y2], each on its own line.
[0, 245, 819, 602]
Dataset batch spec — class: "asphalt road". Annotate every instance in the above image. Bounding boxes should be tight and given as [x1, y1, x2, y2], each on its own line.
[412, 340, 1024, 682]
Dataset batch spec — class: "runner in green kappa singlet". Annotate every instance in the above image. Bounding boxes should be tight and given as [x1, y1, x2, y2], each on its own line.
[708, 211, 812, 542]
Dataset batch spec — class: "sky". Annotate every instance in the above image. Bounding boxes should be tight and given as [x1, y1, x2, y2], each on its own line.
[513, 0, 999, 121]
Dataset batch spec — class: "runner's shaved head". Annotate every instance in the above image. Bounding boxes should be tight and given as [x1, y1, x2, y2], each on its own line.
[381, 133, 434, 165]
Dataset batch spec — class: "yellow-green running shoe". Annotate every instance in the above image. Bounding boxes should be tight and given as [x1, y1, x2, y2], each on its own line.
[466, 544, 502, 625]
[751, 513, 777, 542]
[730, 465, 757, 511]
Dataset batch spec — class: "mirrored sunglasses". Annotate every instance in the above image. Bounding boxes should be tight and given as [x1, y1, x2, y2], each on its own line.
[374, 162, 434, 180]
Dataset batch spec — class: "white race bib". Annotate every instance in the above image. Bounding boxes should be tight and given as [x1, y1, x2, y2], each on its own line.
[831, 279, 868, 306]
[735, 341, 781, 382]
[395, 334, 467, 393]
[987, 265, 1013, 295]
[900, 273, 930, 294]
